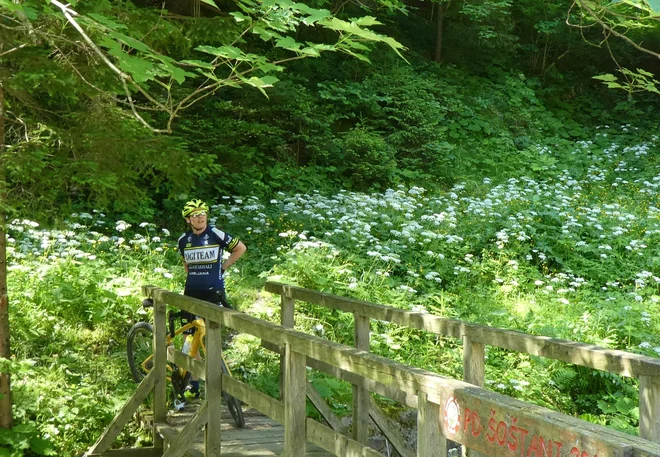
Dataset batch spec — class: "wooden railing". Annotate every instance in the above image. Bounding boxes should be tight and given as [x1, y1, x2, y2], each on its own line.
[264, 281, 660, 445]
[86, 285, 660, 457]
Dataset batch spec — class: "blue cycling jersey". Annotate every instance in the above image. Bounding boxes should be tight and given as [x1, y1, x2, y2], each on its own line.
[177, 225, 239, 295]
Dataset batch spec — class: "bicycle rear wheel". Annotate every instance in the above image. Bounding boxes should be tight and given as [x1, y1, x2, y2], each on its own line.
[220, 357, 245, 428]
[127, 322, 154, 383]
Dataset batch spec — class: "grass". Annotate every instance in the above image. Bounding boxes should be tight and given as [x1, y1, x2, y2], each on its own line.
[6, 124, 660, 454]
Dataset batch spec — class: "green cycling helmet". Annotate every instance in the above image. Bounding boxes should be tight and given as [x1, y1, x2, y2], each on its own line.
[182, 199, 210, 218]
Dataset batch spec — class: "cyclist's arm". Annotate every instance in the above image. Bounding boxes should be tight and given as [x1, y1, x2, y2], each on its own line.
[222, 240, 246, 273]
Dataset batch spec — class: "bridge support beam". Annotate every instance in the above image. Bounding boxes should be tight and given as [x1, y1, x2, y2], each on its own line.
[206, 320, 223, 457]
[640, 375, 660, 443]
[417, 392, 445, 457]
[283, 343, 306, 457]
[352, 313, 370, 445]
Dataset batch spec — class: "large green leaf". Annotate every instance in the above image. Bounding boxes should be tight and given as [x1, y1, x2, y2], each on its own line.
[118, 54, 156, 83]
[276, 36, 302, 51]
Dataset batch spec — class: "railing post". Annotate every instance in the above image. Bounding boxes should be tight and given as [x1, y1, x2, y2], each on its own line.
[639, 375, 660, 442]
[280, 286, 294, 401]
[205, 320, 223, 457]
[462, 334, 485, 457]
[462, 334, 485, 387]
[417, 392, 445, 457]
[283, 343, 306, 457]
[153, 299, 167, 450]
[352, 313, 370, 444]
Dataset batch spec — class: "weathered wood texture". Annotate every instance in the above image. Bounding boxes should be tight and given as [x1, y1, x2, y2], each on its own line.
[640, 376, 660, 442]
[205, 321, 222, 457]
[284, 345, 307, 457]
[262, 340, 419, 408]
[369, 400, 415, 457]
[263, 282, 660, 378]
[306, 381, 347, 434]
[153, 301, 168, 450]
[352, 313, 370, 445]
[88, 371, 156, 454]
[281, 288, 295, 402]
[161, 401, 208, 457]
[140, 285, 660, 457]
[155, 405, 335, 457]
[417, 392, 446, 457]
[85, 449, 163, 457]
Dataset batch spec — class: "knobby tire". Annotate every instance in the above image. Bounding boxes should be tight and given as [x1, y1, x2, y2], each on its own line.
[126, 321, 154, 383]
[220, 357, 245, 428]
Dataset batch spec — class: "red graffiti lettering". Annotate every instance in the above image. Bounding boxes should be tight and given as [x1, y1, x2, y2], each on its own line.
[539, 437, 552, 457]
[553, 442, 562, 457]
[527, 435, 540, 457]
[497, 421, 507, 446]
[471, 411, 482, 437]
[570, 447, 580, 457]
[518, 428, 529, 457]
[487, 410, 497, 443]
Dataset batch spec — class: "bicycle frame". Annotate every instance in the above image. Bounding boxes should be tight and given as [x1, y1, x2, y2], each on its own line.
[139, 316, 207, 379]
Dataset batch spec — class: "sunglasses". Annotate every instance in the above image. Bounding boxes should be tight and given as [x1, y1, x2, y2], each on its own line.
[190, 211, 208, 218]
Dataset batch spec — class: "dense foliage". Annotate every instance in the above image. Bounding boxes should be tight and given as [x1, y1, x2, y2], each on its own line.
[6, 125, 660, 454]
[4, 0, 660, 455]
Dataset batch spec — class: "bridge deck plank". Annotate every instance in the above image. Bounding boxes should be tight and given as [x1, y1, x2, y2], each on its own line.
[154, 403, 336, 457]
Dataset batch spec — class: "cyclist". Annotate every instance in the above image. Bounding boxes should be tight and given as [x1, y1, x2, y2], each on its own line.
[178, 198, 247, 307]
[177, 198, 247, 397]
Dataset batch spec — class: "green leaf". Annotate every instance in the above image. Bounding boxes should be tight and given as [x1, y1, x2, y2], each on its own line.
[86, 13, 128, 30]
[201, 0, 220, 9]
[109, 31, 151, 53]
[230, 11, 251, 22]
[593, 74, 618, 82]
[276, 36, 302, 51]
[196, 45, 247, 60]
[615, 397, 634, 415]
[118, 54, 156, 83]
[180, 60, 216, 70]
[352, 16, 382, 26]
[30, 437, 55, 456]
[637, 68, 655, 77]
[252, 26, 283, 41]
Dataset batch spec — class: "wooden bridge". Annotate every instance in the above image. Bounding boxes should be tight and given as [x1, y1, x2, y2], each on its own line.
[85, 281, 660, 457]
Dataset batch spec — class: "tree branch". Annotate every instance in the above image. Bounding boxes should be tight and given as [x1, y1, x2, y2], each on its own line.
[49, 0, 166, 132]
[0, 44, 28, 58]
[572, 0, 660, 60]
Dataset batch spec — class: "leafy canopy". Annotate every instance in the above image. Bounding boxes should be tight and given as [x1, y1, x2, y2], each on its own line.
[1, 0, 406, 132]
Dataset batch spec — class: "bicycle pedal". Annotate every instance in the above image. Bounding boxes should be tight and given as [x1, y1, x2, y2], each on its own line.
[173, 399, 186, 411]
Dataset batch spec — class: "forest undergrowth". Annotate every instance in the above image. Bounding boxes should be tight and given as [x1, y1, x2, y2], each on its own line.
[5, 125, 660, 455]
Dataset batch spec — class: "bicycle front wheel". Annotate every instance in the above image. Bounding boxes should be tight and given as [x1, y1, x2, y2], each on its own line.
[220, 357, 245, 428]
[127, 322, 154, 383]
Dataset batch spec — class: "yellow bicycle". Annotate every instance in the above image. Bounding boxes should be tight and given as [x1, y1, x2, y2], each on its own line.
[126, 298, 245, 427]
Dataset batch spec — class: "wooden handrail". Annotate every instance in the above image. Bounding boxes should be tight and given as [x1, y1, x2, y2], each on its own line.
[142, 285, 660, 457]
[264, 282, 660, 378]
[263, 281, 660, 445]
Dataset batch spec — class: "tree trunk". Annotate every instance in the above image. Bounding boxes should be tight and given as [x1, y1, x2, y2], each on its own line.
[434, 2, 445, 63]
[0, 81, 12, 429]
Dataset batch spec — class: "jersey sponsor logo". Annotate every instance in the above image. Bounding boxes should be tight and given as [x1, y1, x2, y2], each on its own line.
[184, 245, 220, 264]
